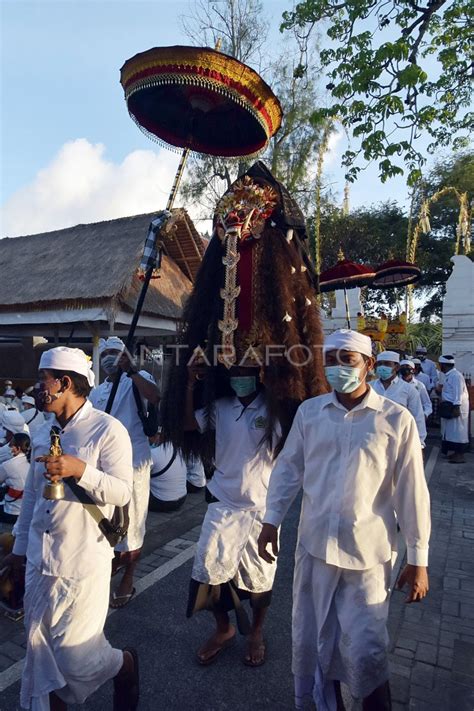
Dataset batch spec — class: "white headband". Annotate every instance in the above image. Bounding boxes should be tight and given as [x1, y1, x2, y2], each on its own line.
[400, 359, 415, 368]
[39, 347, 95, 387]
[21, 395, 36, 406]
[2, 409, 29, 434]
[99, 337, 125, 355]
[377, 351, 400, 364]
[439, 355, 455, 364]
[324, 329, 373, 358]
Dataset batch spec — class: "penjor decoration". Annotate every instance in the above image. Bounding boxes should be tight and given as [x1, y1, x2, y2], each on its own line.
[161, 161, 328, 462]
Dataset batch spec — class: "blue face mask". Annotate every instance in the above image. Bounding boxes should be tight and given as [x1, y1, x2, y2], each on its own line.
[324, 365, 363, 394]
[376, 365, 394, 381]
[230, 376, 257, 398]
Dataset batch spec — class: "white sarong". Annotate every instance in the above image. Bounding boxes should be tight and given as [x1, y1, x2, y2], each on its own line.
[192, 503, 277, 592]
[116, 462, 150, 552]
[292, 545, 391, 711]
[22, 564, 123, 710]
[441, 413, 469, 445]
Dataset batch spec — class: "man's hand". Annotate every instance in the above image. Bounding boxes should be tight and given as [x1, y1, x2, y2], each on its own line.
[396, 564, 429, 603]
[118, 351, 135, 374]
[258, 523, 279, 563]
[36, 454, 86, 482]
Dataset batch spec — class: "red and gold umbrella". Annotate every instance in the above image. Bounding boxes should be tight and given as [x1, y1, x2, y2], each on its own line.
[120, 45, 282, 158]
[319, 252, 375, 328]
[371, 259, 421, 288]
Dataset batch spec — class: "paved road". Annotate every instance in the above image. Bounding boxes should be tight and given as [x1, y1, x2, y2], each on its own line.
[0, 501, 299, 711]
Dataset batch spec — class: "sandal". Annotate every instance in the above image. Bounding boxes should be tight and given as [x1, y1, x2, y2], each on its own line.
[113, 647, 139, 711]
[243, 638, 266, 667]
[110, 588, 136, 609]
[197, 635, 235, 666]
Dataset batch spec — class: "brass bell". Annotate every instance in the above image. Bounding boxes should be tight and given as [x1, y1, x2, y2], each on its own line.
[42, 427, 65, 501]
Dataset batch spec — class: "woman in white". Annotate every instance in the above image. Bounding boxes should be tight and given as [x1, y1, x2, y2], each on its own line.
[0, 432, 31, 523]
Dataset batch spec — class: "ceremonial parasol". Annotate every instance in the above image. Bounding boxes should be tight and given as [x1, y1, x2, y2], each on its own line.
[319, 251, 375, 328]
[105, 44, 282, 413]
[371, 259, 421, 288]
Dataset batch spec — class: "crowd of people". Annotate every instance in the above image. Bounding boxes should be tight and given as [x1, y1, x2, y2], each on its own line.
[0, 333, 469, 711]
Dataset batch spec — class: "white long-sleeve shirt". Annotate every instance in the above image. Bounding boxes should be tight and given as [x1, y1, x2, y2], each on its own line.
[419, 358, 438, 388]
[415, 371, 431, 392]
[13, 400, 133, 578]
[89, 371, 154, 469]
[442, 368, 469, 415]
[264, 388, 430, 570]
[0, 452, 29, 515]
[408, 378, 433, 418]
[372, 376, 427, 446]
[21, 407, 46, 437]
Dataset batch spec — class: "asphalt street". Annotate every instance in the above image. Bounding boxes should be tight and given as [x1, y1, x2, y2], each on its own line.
[1, 501, 300, 711]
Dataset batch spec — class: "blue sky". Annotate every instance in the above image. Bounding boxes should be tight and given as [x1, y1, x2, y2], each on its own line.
[1, 0, 426, 237]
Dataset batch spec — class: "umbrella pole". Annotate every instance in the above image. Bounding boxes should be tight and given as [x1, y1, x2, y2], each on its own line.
[104, 148, 190, 413]
[344, 286, 351, 329]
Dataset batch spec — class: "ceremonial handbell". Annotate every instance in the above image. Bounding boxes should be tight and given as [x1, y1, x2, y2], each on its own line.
[43, 426, 65, 500]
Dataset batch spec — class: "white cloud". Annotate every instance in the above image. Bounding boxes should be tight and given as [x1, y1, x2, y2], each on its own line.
[324, 128, 344, 166]
[1, 139, 189, 237]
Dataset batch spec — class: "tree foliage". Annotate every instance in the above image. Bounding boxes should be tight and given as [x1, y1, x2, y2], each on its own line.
[281, 0, 473, 185]
[317, 150, 474, 318]
[179, 0, 323, 219]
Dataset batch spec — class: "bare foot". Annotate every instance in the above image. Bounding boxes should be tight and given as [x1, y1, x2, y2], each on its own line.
[244, 630, 266, 667]
[197, 625, 236, 664]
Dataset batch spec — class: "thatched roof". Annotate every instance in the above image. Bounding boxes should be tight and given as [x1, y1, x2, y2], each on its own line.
[0, 210, 203, 320]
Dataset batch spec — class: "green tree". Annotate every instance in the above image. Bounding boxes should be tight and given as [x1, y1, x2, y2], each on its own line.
[281, 0, 473, 186]
[179, 0, 323, 219]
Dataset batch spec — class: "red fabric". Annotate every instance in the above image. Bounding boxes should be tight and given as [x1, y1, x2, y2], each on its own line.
[236, 240, 255, 332]
[6, 488, 23, 500]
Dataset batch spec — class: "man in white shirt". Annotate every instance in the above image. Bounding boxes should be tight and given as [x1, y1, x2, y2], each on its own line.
[184, 363, 281, 668]
[258, 329, 430, 711]
[415, 346, 438, 389]
[399, 359, 433, 418]
[438, 355, 469, 464]
[372, 350, 427, 447]
[412, 358, 432, 392]
[89, 336, 159, 608]
[5, 347, 139, 711]
[20, 395, 46, 437]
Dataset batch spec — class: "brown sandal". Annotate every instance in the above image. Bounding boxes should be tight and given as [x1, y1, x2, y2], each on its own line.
[197, 636, 235, 666]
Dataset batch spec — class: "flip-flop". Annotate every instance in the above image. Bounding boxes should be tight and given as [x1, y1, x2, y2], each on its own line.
[243, 639, 266, 667]
[197, 636, 235, 666]
[110, 588, 136, 609]
[113, 647, 139, 711]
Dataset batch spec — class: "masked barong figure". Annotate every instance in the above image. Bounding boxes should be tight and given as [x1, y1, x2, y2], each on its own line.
[161, 161, 327, 666]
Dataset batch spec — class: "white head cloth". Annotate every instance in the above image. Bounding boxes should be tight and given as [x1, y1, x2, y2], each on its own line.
[2, 409, 29, 434]
[4, 388, 15, 397]
[39, 347, 95, 387]
[377, 350, 400, 364]
[439, 355, 455, 364]
[412, 358, 421, 365]
[99, 337, 125, 355]
[400, 359, 415, 368]
[21, 395, 36, 406]
[416, 345, 427, 354]
[324, 329, 373, 358]
[4, 380, 12, 386]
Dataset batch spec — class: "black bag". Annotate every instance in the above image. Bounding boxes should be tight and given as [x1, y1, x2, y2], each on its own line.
[439, 401, 457, 419]
[64, 477, 129, 548]
[132, 383, 160, 437]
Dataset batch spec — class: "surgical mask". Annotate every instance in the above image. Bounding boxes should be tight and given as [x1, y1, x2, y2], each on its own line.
[376, 365, 394, 381]
[324, 366, 363, 394]
[230, 376, 257, 398]
[101, 354, 119, 375]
